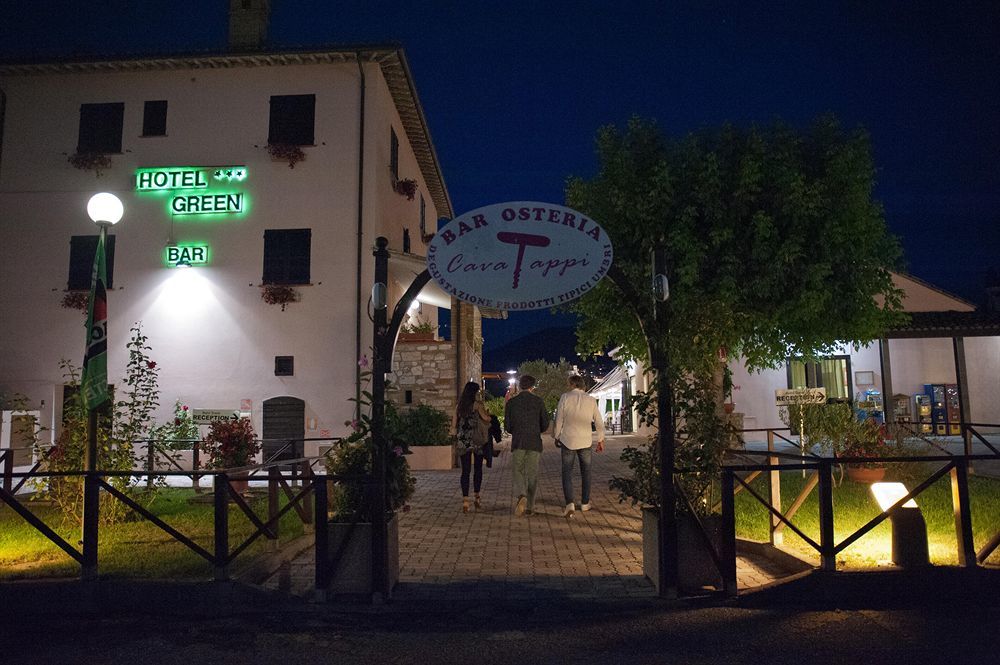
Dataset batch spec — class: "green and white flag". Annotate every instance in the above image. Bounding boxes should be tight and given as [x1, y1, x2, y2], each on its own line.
[81, 230, 109, 411]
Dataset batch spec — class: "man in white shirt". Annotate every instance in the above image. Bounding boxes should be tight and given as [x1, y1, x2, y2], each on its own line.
[553, 375, 606, 517]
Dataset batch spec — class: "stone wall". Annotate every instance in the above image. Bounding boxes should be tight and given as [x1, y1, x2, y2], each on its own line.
[389, 340, 457, 415]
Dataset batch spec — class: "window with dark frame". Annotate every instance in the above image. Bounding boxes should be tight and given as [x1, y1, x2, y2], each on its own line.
[77, 102, 124, 153]
[68, 235, 116, 290]
[403, 229, 411, 254]
[268, 94, 315, 146]
[786, 355, 853, 401]
[420, 194, 426, 237]
[390, 127, 399, 180]
[142, 100, 168, 137]
[263, 228, 311, 285]
[274, 356, 294, 376]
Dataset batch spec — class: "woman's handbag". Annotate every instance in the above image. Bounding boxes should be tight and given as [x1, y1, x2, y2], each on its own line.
[473, 416, 491, 448]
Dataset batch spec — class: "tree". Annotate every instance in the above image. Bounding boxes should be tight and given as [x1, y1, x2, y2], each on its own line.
[566, 116, 906, 374]
[568, 117, 907, 515]
[517, 358, 576, 415]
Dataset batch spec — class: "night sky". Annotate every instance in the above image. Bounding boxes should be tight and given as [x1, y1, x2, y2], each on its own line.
[2, 1, 998, 352]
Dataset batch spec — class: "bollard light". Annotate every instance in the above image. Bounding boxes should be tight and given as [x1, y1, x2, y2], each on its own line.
[871, 482, 929, 568]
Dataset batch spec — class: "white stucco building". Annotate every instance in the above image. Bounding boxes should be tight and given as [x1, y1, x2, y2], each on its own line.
[0, 9, 468, 461]
[594, 272, 1000, 438]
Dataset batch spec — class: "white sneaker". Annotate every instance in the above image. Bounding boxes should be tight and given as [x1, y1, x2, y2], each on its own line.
[581, 503, 592, 512]
[563, 503, 575, 517]
[514, 496, 527, 516]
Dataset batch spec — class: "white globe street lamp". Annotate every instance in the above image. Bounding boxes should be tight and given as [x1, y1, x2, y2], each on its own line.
[87, 192, 124, 227]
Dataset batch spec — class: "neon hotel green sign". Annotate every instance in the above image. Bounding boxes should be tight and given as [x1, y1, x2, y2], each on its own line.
[135, 166, 247, 215]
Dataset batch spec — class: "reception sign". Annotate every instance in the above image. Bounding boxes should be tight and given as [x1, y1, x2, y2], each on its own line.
[774, 388, 827, 406]
[426, 202, 613, 311]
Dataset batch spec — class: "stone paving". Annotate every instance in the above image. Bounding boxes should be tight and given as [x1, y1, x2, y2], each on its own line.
[263, 434, 792, 600]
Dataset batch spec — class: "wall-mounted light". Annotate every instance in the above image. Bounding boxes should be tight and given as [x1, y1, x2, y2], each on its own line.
[372, 282, 387, 310]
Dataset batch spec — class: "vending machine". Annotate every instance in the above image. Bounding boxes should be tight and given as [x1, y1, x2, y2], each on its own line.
[945, 384, 962, 435]
[923, 384, 948, 435]
[914, 394, 933, 433]
[893, 394, 913, 424]
[855, 389, 884, 424]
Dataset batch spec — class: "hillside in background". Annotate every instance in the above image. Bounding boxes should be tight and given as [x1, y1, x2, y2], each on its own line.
[483, 326, 616, 379]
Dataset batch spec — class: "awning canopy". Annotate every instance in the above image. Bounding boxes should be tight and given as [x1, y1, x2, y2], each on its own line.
[885, 311, 1000, 339]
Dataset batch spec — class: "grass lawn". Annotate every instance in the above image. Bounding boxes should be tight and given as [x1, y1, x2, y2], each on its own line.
[734, 464, 1000, 567]
[0, 488, 307, 580]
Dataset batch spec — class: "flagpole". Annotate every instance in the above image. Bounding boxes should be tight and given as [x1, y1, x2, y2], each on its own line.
[81, 193, 123, 581]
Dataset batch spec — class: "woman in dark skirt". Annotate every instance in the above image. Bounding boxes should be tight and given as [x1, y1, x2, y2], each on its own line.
[454, 381, 491, 513]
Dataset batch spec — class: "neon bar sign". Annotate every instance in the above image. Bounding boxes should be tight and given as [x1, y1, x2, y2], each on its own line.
[165, 244, 209, 267]
[135, 166, 248, 217]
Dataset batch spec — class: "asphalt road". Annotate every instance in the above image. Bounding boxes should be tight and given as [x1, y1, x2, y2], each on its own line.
[0, 571, 1000, 665]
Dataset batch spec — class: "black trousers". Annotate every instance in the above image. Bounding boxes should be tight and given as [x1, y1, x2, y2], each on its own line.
[460, 451, 485, 496]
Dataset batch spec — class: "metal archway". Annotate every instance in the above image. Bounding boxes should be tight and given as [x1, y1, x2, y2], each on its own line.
[367, 237, 679, 600]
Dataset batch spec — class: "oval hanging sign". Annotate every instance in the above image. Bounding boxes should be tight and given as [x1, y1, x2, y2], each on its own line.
[426, 202, 613, 311]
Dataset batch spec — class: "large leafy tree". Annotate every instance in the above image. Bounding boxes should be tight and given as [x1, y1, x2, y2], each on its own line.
[517, 358, 576, 415]
[566, 116, 906, 374]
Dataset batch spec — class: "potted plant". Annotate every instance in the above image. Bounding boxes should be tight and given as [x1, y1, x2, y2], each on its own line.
[391, 403, 453, 470]
[840, 417, 892, 483]
[200, 418, 260, 494]
[398, 319, 436, 342]
[266, 142, 306, 168]
[68, 151, 113, 176]
[60, 291, 89, 313]
[610, 372, 729, 593]
[322, 362, 415, 595]
[393, 177, 417, 200]
[722, 365, 735, 414]
[261, 283, 300, 310]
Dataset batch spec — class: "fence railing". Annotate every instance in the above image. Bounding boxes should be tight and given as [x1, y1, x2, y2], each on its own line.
[0, 455, 361, 582]
[706, 422, 1000, 597]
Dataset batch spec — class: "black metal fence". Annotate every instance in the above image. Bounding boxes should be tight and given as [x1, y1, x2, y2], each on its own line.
[0, 451, 352, 582]
[707, 422, 1000, 596]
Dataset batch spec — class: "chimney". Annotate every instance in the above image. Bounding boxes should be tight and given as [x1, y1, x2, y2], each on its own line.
[229, 0, 271, 51]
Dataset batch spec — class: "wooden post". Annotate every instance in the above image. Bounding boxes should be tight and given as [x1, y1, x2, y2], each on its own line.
[268, 466, 280, 550]
[214, 473, 229, 581]
[952, 337, 972, 449]
[192, 441, 201, 492]
[81, 409, 100, 581]
[720, 470, 738, 597]
[301, 461, 314, 533]
[878, 338, 895, 425]
[767, 429, 782, 546]
[951, 459, 977, 567]
[817, 460, 835, 571]
[146, 440, 155, 490]
[2, 450, 12, 494]
[313, 475, 329, 600]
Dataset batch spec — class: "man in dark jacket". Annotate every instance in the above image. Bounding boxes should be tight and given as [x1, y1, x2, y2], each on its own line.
[504, 375, 550, 515]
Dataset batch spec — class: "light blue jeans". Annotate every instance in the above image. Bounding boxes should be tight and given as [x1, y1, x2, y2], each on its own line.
[561, 446, 593, 506]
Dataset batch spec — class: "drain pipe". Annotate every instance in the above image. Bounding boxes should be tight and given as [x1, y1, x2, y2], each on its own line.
[354, 53, 367, 417]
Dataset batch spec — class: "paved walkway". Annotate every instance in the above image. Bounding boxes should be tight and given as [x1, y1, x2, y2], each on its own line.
[263, 435, 792, 600]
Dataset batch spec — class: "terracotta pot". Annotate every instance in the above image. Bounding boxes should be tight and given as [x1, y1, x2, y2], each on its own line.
[846, 466, 886, 483]
[228, 473, 250, 495]
[398, 332, 435, 342]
